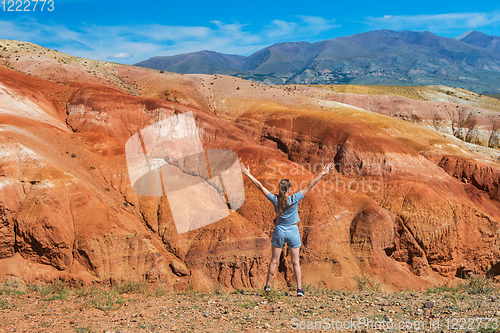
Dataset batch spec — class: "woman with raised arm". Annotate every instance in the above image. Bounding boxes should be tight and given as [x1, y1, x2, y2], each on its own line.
[240, 162, 334, 297]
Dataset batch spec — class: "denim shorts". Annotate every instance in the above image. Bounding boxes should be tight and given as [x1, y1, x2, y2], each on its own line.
[271, 224, 301, 248]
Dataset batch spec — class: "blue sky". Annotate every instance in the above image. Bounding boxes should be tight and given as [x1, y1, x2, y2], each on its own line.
[0, 0, 499, 64]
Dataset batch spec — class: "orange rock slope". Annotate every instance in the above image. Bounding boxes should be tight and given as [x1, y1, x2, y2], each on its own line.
[0, 40, 499, 291]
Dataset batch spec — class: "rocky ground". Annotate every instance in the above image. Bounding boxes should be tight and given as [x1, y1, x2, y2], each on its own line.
[0, 279, 499, 333]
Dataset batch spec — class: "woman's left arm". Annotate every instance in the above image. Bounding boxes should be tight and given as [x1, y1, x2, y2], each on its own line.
[240, 163, 271, 198]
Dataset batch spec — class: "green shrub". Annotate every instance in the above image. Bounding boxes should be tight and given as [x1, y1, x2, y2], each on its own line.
[0, 298, 20, 310]
[73, 325, 94, 333]
[352, 273, 381, 292]
[145, 283, 169, 298]
[427, 284, 460, 293]
[0, 281, 25, 295]
[40, 280, 67, 296]
[462, 275, 495, 295]
[83, 291, 123, 313]
[41, 280, 68, 301]
[72, 284, 100, 298]
[112, 281, 148, 295]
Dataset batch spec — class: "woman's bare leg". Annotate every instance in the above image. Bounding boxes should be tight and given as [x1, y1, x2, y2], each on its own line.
[265, 245, 283, 287]
[290, 247, 302, 290]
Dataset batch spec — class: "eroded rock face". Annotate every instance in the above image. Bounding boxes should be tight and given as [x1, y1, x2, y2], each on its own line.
[1, 54, 500, 292]
[0, 204, 15, 259]
[234, 108, 500, 288]
[437, 155, 500, 202]
[327, 93, 500, 149]
[489, 131, 500, 149]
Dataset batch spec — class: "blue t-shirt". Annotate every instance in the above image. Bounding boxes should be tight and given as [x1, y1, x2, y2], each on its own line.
[266, 191, 304, 225]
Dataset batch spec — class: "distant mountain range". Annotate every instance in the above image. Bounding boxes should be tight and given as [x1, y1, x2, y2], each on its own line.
[135, 30, 500, 94]
[456, 31, 500, 52]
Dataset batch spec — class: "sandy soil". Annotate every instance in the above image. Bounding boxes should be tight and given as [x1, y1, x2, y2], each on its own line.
[312, 84, 500, 112]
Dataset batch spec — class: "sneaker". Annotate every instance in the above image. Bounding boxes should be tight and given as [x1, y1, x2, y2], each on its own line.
[264, 285, 271, 292]
[297, 288, 304, 297]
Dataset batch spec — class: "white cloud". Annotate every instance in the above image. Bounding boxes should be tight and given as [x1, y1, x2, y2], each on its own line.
[268, 20, 297, 38]
[0, 19, 84, 45]
[136, 25, 211, 42]
[107, 53, 132, 60]
[297, 16, 339, 31]
[0, 18, 261, 63]
[267, 16, 339, 39]
[366, 12, 500, 33]
[0, 16, 339, 64]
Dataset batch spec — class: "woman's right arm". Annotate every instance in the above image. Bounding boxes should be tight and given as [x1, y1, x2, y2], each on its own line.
[240, 163, 271, 198]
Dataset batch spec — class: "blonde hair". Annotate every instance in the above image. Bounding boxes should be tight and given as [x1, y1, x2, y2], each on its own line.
[277, 179, 290, 216]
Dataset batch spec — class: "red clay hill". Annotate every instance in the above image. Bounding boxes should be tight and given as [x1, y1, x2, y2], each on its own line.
[1, 40, 500, 291]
